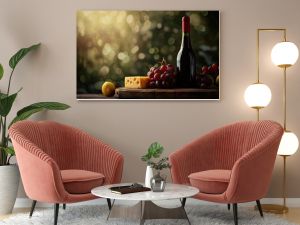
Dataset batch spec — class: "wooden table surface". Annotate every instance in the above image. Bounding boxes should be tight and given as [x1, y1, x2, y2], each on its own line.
[77, 88, 219, 100]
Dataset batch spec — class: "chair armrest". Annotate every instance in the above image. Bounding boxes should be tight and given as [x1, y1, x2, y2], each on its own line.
[169, 131, 218, 184]
[225, 132, 282, 203]
[11, 139, 67, 203]
[74, 132, 124, 185]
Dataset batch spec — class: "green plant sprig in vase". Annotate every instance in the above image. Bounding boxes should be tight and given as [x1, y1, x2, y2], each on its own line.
[141, 142, 171, 191]
[141, 142, 171, 171]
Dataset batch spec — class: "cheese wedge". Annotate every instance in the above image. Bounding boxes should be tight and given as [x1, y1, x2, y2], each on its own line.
[125, 76, 150, 89]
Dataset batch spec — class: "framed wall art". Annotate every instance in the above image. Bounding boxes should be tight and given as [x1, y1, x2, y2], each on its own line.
[77, 10, 220, 100]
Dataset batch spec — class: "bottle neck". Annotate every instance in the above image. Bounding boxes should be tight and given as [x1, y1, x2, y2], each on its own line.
[180, 32, 192, 49]
[182, 16, 190, 33]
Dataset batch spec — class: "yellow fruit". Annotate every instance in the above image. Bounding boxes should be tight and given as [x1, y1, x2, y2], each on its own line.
[216, 75, 219, 86]
[101, 81, 115, 97]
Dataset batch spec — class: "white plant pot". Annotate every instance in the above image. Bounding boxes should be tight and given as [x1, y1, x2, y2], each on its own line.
[145, 165, 153, 188]
[0, 165, 20, 215]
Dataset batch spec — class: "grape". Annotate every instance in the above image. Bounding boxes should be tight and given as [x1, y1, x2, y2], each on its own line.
[149, 81, 155, 88]
[211, 63, 218, 73]
[153, 68, 160, 74]
[160, 73, 167, 81]
[196, 74, 213, 89]
[150, 67, 156, 72]
[154, 73, 160, 81]
[201, 66, 208, 75]
[155, 80, 161, 88]
[149, 73, 154, 79]
[160, 65, 167, 72]
[167, 64, 174, 72]
[208, 66, 216, 74]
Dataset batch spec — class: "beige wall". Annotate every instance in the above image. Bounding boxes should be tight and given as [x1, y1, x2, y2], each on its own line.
[1, 0, 300, 198]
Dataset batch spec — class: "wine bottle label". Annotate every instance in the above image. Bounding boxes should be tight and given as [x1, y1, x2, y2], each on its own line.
[182, 16, 190, 33]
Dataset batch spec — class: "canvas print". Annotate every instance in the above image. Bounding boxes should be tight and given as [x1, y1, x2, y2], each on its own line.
[77, 10, 220, 100]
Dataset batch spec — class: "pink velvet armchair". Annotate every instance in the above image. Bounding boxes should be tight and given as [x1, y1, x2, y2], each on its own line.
[9, 120, 124, 225]
[169, 120, 283, 225]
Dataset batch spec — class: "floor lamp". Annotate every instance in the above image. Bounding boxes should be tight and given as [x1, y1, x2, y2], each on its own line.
[244, 28, 299, 214]
[244, 29, 273, 118]
[270, 37, 299, 213]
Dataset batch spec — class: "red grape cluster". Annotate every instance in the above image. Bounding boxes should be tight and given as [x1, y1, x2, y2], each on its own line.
[196, 63, 219, 88]
[147, 63, 176, 88]
[201, 63, 219, 76]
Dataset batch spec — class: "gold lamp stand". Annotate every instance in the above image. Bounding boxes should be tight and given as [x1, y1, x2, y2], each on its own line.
[254, 28, 291, 214]
[258, 155, 289, 214]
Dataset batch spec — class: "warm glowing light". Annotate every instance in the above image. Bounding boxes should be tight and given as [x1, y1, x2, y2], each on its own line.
[278, 131, 299, 156]
[271, 42, 299, 67]
[244, 83, 272, 108]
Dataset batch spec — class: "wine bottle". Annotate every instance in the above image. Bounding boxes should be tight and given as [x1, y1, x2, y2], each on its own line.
[176, 16, 196, 87]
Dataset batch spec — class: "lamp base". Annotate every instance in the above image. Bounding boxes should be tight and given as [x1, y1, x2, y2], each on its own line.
[255, 204, 288, 214]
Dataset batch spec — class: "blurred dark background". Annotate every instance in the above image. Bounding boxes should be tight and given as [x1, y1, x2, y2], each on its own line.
[77, 11, 219, 94]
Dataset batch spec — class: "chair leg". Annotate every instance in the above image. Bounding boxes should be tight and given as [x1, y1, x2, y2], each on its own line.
[29, 200, 37, 217]
[107, 198, 112, 210]
[181, 198, 187, 208]
[227, 204, 230, 210]
[233, 203, 238, 225]
[256, 200, 264, 217]
[63, 204, 66, 210]
[54, 204, 59, 225]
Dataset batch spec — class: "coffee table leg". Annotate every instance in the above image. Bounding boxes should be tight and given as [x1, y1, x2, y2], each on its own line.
[142, 200, 191, 224]
[140, 201, 145, 225]
[106, 199, 115, 221]
[182, 203, 191, 225]
[107, 198, 112, 210]
[139, 219, 145, 225]
[106, 200, 143, 221]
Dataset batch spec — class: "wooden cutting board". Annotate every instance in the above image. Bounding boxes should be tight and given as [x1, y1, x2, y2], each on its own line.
[115, 88, 219, 99]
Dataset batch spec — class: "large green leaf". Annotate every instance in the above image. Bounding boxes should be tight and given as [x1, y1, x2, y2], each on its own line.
[0, 93, 7, 99]
[0, 64, 3, 80]
[141, 142, 164, 162]
[9, 43, 41, 69]
[148, 142, 164, 158]
[0, 93, 18, 116]
[17, 102, 70, 116]
[2, 146, 15, 156]
[9, 102, 70, 127]
[10, 108, 42, 126]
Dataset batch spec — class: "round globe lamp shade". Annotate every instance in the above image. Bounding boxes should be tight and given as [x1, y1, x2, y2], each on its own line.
[277, 131, 299, 156]
[244, 83, 272, 109]
[271, 42, 299, 67]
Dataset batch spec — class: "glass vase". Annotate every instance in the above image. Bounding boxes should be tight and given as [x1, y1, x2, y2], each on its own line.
[150, 171, 166, 192]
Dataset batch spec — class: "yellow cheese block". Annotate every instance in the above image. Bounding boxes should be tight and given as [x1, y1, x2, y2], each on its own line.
[125, 76, 150, 89]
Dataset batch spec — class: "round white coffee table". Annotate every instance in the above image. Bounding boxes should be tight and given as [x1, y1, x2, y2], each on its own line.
[92, 183, 199, 225]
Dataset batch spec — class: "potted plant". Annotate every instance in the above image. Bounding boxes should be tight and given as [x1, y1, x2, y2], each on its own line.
[141, 142, 171, 191]
[0, 43, 70, 215]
